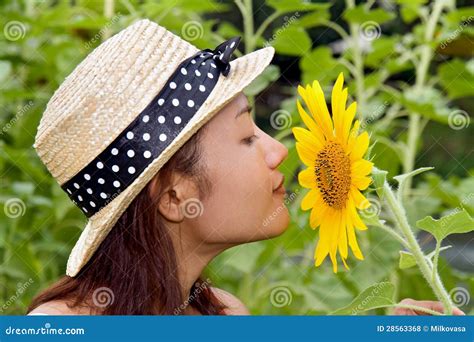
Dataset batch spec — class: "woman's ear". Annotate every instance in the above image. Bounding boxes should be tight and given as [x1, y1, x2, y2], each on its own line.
[157, 189, 184, 223]
[150, 173, 200, 223]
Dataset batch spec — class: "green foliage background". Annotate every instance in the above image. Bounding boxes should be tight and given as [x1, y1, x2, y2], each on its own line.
[0, 0, 472, 315]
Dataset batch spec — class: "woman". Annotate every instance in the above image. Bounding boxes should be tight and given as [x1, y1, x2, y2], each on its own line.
[27, 19, 463, 316]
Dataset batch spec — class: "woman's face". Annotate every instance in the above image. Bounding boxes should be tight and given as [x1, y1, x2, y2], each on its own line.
[191, 92, 290, 245]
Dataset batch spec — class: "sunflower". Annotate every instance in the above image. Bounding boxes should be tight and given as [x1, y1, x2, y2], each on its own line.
[292, 72, 373, 273]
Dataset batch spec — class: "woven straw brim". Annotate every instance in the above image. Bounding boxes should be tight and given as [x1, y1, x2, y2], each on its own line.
[66, 46, 275, 277]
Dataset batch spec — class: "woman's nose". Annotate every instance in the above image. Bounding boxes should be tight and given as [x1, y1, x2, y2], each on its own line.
[265, 136, 289, 169]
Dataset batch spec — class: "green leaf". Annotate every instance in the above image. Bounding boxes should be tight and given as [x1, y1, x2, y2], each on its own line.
[330, 282, 395, 315]
[300, 47, 346, 85]
[416, 209, 474, 242]
[293, 8, 331, 28]
[270, 26, 311, 56]
[396, 0, 428, 23]
[343, 5, 395, 24]
[394, 167, 434, 192]
[371, 167, 388, 199]
[142, 0, 228, 14]
[365, 37, 398, 68]
[216, 22, 242, 38]
[267, 0, 330, 13]
[438, 59, 474, 99]
[444, 7, 474, 26]
[244, 65, 280, 96]
[399, 251, 417, 269]
[395, 167, 434, 204]
[405, 196, 442, 227]
[398, 89, 453, 124]
[0, 60, 12, 83]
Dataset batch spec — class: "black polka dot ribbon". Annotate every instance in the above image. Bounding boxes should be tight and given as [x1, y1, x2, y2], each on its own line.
[61, 36, 242, 217]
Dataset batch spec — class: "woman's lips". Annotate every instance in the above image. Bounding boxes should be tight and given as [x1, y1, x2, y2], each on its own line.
[273, 175, 286, 195]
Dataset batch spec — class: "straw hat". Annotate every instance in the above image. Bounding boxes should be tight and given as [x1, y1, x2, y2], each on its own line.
[33, 19, 275, 277]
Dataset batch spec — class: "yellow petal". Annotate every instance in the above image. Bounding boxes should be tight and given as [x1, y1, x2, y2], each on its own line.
[301, 187, 319, 210]
[330, 250, 338, 273]
[299, 86, 322, 133]
[295, 142, 315, 168]
[336, 89, 348, 143]
[346, 120, 360, 152]
[292, 127, 323, 153]
[314, 221, 330, 266]
[346, 212, 364, 260]
[296, 100, 326, 144]
[351, 131, 370, 161]
[309, 198, 327, 229]
[338, 210, 348, 260]
[351, 159, 373, 176]
[331, 73, 348, 141]
[351, 187, 370, 209]
[352, 175, 372, 190]
[308, 82, 334, 139]
[342, 101, 357, 144]
[341, 255, 350, 270]
[323, 209, 340, 273]
[349, 198, 368, 231]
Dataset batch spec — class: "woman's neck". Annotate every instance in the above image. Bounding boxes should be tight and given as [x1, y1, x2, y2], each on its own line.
[172, 236, 235, 309]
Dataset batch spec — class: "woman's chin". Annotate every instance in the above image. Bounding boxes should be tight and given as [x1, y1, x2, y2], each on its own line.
[257, 208, 290, 240]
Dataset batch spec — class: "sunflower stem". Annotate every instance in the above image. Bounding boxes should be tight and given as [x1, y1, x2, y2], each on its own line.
[321, 21, 350, 41]
[402, 0, 447, 201]
[236, 0, 256, 118]
[255, 10, 282, 42]
[375, 222, 409, 249]
[432, 239, 442, 284]
[392, 303, 443, 316]
[345, 0, 366, 120]
[382, 181, 454, 315]
[103, 0, 115, 40]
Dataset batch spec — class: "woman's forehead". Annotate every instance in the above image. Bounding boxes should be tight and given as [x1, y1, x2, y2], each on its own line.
[221, 93, 249, 119]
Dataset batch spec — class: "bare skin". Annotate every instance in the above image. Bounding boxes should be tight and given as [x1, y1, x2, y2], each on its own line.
[28, 93, 464, 316]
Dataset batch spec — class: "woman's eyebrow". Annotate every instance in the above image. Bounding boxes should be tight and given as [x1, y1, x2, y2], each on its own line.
[235, 105, 253, 119]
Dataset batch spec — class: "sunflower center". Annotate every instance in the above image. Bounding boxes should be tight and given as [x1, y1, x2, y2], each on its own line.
[314, 142, 351, 209]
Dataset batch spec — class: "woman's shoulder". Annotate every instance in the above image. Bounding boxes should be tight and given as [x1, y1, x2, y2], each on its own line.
[210, 287, 250, 315]
[28, 289, 250, 315]
[28, 300, 92, 315]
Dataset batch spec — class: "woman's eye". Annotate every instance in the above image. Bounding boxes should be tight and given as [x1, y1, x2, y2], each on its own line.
[242, 134, 259, 145]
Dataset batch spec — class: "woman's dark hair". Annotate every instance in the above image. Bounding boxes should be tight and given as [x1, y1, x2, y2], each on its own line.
[27, 127, 227, 315]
